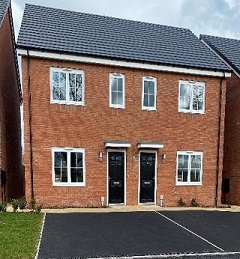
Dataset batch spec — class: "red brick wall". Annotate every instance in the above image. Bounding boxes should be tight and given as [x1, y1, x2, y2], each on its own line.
[21, 56, 226, 207]
[0, 10, 23, 201]
[222, 73, 240, 205]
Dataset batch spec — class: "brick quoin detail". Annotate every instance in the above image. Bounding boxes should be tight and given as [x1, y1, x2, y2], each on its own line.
[21, 57, 226, 208]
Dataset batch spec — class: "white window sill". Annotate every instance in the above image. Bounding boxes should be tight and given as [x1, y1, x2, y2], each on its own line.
[178, 110, 205, 114]
[51, 101, 84, 106]
[176, 182, 202, 186]
[142, 107, 156, 111]
[53, 183, 86, 187]
[109, 105, 125, 109]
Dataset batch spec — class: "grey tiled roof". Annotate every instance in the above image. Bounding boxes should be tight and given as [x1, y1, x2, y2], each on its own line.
[200, 34, 240, 75]
[0, 0, 9, 25]
[17, 4, 229, 72]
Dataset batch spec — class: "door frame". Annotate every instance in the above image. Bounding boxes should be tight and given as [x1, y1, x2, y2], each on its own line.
[107, 149, 127, 206]
[138, 150, 157, 205]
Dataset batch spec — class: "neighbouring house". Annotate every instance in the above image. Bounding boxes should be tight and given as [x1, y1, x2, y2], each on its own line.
[201, 35, 240, 205]
[17, 4, 231, 208]
[0, 0, 24, 202]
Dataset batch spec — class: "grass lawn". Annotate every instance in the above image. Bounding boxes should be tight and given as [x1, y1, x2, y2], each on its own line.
[0, 212, 44, 259]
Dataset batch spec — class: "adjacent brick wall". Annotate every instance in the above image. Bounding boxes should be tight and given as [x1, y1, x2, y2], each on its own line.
[0, 10, 23, 201]
[21, 56, 226, 207]
[222, 73, 240, 205]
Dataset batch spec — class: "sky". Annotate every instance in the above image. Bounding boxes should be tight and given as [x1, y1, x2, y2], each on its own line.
[11, 0, 240, 40]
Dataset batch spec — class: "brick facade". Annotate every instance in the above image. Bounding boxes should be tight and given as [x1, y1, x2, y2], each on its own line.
[21, 56, 226, 208]
[222, 73, 240, 205]
[0, 10, 23, 201]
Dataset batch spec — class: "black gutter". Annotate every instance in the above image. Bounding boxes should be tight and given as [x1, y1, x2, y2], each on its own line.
[27, 49, 34, 199]
[215, 74, 225, 207]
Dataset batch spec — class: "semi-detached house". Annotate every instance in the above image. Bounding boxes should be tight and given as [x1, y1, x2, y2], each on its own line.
[17, 4, 231, 208]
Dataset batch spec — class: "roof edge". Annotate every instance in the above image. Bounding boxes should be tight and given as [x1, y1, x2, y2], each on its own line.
[201, 36, 240, 78]
[17, 48, 231, 78]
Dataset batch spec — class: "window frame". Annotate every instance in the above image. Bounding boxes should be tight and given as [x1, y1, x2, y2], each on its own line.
[142, 77, 157, 111]
[178, 80, 205, 114]
[109, 73, 125, 109]
[52, 147, 86, 187]
[176, 151, 203, 186]
[50, 67, 85, 106]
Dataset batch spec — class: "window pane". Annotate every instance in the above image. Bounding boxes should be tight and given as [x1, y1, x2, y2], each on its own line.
[191, 155, 201, 169]
[59, 72, 66, 88]
[111, 78, 118, 91]
[190, 169, 200, 182]
[144, 81, 149, 94]
[54, 152, 68, 182]
[178, 155, 188, 168]
[52, 72, 59, 87]
[178, 169, 188, 182]
[112, 92, 118, 105]
[149, 94, 154, 107]
[69, 73, 83, 102]
[71, 152, 83, 167]
[118, 92, 123, 105]
[54, 152, 67, 167]
[118, 78, 123, 92]
[52, 71, 66, 101]
[143, 93, 148, 107]
[76, 74, 83, 102]
[149, 82, 154, 94]
[177, 154, 189, 182]
[61, 168, 68, 182]
[179, 84, 191, 110]
[192, 85, 204, 111]
[71, 168, 83, 183]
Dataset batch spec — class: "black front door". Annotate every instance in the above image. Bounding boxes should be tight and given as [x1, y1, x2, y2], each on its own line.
[108, 152, 125, 204]
[140, 152, 156, 203]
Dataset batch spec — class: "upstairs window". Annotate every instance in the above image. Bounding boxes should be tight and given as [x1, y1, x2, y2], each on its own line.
[109, 73, 125, 108]
[52, 147, 85, 186]
[51, 68, 84, 105]
[142, 77, 157, 110]
[178, 80, 205, 113]
[176, 151, 203, 185]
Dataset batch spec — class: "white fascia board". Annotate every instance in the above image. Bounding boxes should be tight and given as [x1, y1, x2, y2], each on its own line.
[137, 143, 164, 149]
[105, 142, 131, 148]
[17, 49, 231, 78]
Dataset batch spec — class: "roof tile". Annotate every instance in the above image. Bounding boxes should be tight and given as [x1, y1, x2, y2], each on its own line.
[17, 4, 229, 72]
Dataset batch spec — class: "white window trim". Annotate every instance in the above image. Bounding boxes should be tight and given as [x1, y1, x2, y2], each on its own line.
[178, 80, 205, 114]
[178, 80, 206, 114]
[52, 147, 86, 187]
[109, 73, 125, 109]
[176, 151, 203, 186]
[50, 67, 85, 106]
[142, 77, 157, 111]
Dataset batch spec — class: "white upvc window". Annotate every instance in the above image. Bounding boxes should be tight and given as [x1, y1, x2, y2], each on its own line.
[109, 73, 125, 108]
[178, 80, 205, 114]
[52, 147, 85, 186]
[50, 67, 84, 105]
[142, 77, 157, 110]
[176, 151, 203, 186]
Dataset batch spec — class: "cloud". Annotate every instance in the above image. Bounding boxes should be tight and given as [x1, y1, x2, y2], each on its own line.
[179, 0, 240, 38]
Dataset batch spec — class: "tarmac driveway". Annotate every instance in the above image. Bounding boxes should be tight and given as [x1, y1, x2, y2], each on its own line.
[37, 210, 240, 258]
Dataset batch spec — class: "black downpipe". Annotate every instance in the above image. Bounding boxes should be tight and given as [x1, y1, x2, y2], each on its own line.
[27, 50, 34, 199]
[215, 74, 225, 207]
